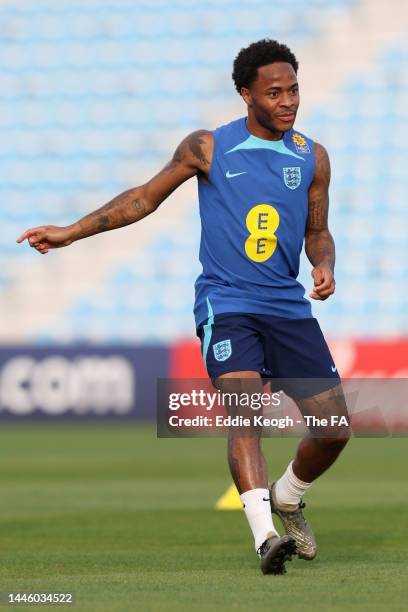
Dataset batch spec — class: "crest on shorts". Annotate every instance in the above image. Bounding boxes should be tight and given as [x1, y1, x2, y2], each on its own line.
[213, 339, 232, 362]
[283, 166, 301, 190]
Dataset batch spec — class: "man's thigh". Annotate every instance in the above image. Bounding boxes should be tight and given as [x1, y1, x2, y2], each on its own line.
[295, 383, 351, 439]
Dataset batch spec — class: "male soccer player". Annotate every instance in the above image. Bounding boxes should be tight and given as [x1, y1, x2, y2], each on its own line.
[18, 39, 350, 575]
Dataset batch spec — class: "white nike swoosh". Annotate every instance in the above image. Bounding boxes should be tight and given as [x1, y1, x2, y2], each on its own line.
[331, 365, 337, 373]
[226, 170, 247, 178]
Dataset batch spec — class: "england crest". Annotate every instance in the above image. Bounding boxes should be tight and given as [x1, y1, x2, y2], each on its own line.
[283, 166, 301, 190]
[213, 339, 232, 362]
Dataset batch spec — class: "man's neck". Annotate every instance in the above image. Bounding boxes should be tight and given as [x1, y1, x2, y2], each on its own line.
[245, 116, 283, 141]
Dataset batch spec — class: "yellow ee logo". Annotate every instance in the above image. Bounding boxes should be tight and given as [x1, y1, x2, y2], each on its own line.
[244, 204, 280, 263]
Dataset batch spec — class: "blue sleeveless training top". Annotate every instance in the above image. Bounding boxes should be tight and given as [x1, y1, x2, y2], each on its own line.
[194, 116, 315, 328]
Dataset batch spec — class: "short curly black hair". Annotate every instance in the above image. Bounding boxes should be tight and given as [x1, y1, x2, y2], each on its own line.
[232, 39, 298, 95]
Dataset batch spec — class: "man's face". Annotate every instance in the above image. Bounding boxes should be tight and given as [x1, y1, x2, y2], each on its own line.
[242, 62, 299, 133]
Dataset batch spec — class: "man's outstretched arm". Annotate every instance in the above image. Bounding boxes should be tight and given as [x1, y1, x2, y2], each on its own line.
[305, 142, 336, 301]
[17, 130, 213, 254]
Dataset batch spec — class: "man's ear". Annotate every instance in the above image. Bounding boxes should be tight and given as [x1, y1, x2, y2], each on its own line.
[241, 87, 252, 107]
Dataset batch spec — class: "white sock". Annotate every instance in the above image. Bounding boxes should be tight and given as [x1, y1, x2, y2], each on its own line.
[240, 488, 278, 552]
[274, 461, 312, 510]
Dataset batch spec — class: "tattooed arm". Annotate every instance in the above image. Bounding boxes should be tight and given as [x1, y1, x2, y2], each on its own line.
[305, 142, 336, 300]
[17, 130, 213, 253]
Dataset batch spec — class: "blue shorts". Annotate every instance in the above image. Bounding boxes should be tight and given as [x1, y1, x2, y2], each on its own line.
[197, 313, 340, 399]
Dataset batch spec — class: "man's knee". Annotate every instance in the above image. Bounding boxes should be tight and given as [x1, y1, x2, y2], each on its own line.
[315, 428, 351, 453]
[214, 371, 262, 392]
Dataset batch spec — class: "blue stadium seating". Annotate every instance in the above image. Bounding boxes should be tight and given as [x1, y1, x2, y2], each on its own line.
[3, 0, 406, 341]
[299, 44, 408, 334]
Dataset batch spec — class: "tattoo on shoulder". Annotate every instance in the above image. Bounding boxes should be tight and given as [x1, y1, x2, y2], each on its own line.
[307, 143, 331, 230]
[314, 143, 331, 185]
[166, 130, 211, 173]
[186, 130, 210, 166]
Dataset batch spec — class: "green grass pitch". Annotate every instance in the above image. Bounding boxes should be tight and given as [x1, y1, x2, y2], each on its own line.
[0, 425, 406, 611]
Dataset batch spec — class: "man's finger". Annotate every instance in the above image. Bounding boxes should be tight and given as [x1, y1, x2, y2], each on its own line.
[311, 285, 335, 299]
[310, 291, 329, 301]
[314, 290, 333, 299]
[16, 230, 34, 243]
[314, 281, 335, 293]
[313, 279, 333, 292]
[17, 229, 45, 245]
